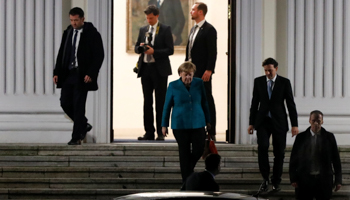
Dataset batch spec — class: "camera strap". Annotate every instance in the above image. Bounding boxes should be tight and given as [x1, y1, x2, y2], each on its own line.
[146, 23, 160, 38]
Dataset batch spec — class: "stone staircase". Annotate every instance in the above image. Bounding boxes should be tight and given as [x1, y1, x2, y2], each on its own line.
[0, 143, 349, 199]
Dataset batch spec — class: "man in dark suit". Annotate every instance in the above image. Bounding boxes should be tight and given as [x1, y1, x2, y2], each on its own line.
[53, 7, 104, 145]
[182, 154, 221, 191]
[248, 58, 299, 192]
[148, 0, 185, 45]
[135, 5, 174, 141]
[185, 2, 217, 140]
[289, 110, 342, 200]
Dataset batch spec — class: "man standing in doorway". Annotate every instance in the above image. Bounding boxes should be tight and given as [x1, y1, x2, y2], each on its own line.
[53, 7, 104, 145]
[248, 57, 299, 192]
[186, 2, 217, 140]
[135, 5, 174, 141]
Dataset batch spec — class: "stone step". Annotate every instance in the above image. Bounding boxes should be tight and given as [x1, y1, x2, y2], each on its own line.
[1, 143, 350, 157]
[0, 177, 350, 190]
[1, 188, 350, 200]
[4, 166, 350, 179]
[4, 166, 350, 181]
[2, 155, 350, 169]
[0, 143, 350, 200]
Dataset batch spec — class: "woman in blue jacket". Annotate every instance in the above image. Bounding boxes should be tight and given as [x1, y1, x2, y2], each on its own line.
[162, 61, 210, 183]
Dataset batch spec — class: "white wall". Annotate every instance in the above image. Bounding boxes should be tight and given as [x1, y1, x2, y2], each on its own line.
[113, 0, 228, 140]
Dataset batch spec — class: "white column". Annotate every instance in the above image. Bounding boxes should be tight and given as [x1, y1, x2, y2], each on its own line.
[323, 0, 333, 98]
[345, 0, 350, 97]
[16, 0, 25, 94]
[287, 0, 295, 89]
[54, 0, 62, 95]
[25, 0, 35, 95]
[0, 0, 5, 95]
[45, 0, 55, 95]
[314, 0, 324, 98]
[333, 0, 343, 97]
[86, 0, 112, 143]
[35, 0, 45, 95]
[304, 0, 314, 97]
[5, 0, 15, 94]
[236, 0, 263, 144]
[294, 0, 304, 98]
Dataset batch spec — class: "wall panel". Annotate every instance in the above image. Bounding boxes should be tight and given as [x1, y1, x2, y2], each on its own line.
[287, 0, 350, 144]
[0, 0, 112, 143]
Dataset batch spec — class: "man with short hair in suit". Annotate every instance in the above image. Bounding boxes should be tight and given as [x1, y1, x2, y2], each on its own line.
[135, 5, 174, 141]
[248, 57, 299, 192]
[182, 154, 221, 191]
[186, 2, 217, 140]
[289, 110, 342, 200]
[53, 7, 104, 145]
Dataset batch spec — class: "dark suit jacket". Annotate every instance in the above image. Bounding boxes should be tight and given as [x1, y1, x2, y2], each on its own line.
[54, 22, 104, 91]
[249, 75, 298, 132]
[289, 127, 342, 185]
[183, 171, 219, 192]
[161, 77, 210, 129]
[148, 0, 185, 45]
[185, 21, 217, 78]
[135, 23, 174, 78]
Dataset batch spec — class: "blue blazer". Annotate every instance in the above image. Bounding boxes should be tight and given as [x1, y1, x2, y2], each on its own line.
[162, 77, 210, 129]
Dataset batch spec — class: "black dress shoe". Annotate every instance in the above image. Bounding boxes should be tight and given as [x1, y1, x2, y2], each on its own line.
[156, 135, 165, 141]
[137, 134, 154, 140]
[272, 183, 281, 192]
[68, 139, 81, 145]
[258, 180, 269, 193]
[86, 123, 93, 132]
[80, 123, 93, 141]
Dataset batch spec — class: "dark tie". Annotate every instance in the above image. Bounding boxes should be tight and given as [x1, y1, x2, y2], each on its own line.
[268, 79, 273, 99]
[70, 30, 78, 69]
[267, 80, 273, 117]
[188, 25, 198, 59]
[157, 0, 161, 8]
[147, 27, 154, 62]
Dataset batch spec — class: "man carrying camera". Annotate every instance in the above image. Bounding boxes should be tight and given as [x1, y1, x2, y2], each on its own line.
[135, 5, 174, 141]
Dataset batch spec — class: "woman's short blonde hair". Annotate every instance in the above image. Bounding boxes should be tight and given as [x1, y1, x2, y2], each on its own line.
[178, 61, 196, 75]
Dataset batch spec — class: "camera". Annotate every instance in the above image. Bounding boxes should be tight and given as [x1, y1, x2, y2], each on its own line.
[137, 44, 150, 54]
[137, 32, 153, 53]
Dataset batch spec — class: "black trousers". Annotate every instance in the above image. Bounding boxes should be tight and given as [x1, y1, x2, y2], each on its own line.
[60, 70, 88, 141]
[257, 117, 286, 184]
[173, 128, 206, 182]
[203, 79, 216, 135]
[141, 63, 168, 137]
[295, 174, 333, 200]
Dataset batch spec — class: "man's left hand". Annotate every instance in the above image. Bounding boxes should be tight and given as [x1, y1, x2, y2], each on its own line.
[202, 70, 212, 82]
[291, 126, 299, 137]
[84, 75, 92, 83]
[144, 45, 154, 55]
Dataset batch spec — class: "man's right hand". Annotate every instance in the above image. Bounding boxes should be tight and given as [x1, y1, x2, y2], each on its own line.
[248, 125, 254, 134]
[291, 182, 298, 188]
[53, 76, 58, 84]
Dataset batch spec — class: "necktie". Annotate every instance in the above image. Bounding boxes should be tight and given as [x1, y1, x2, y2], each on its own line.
[188, 25, 198, 59]
[268, 80, 273, 99]
[147, 26, 154, 62]
[157, 0, 161, 8]
[267, 80, 273, 117]
[70, 30, 78, 69]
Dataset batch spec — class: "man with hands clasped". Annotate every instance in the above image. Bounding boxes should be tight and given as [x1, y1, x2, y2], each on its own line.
[289, 110, 342, 200]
